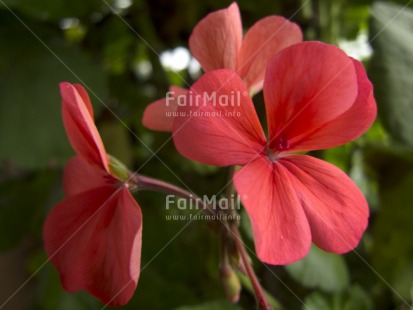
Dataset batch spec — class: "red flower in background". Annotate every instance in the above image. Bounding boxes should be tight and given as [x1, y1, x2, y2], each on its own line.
[43, 83, 142, 306]
[142, 2, 302, 132]
[172, 42, 377, 264]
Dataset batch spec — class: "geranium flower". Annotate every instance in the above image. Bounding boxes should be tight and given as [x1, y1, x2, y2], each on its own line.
[172, 42, 377, 264]
[43, 83, 142, 306]
[142, 2, 302, 132]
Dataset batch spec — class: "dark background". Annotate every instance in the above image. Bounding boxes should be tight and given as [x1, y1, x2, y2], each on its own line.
[0, 0, 413, 309]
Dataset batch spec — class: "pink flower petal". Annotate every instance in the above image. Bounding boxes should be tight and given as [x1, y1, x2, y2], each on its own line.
[172, 69, 266, 166]
[63, 156, 117, 196]
[263, 42, 358, 153]
[237, 16, 302, 94]
[60, 82, 110, 172]
[291, 59, 377, 150]
[43, 186, 142, 306]
[72, 84, 94, 118]
[142, 86, 187, 132]
[233, 156, 311, 265]
[280, 155, 369, 253]
[189, 2, 242, 72]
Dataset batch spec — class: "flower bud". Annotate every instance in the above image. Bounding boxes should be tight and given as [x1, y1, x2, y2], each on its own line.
[220, 264, 242, 303]
[108, 154, 129, 182]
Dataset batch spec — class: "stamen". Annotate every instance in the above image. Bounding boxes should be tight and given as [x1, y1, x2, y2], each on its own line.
[278, 138, 289, 151]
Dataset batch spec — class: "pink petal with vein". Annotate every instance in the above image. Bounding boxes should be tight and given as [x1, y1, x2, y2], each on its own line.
[263, 42, 358, 153]
[280, 155, 369, 253]
[238, 16, 302, 94]
[43, 186, 142, 306]
[234, 157, 311, 265]
[60, 82, 109, 172]
[172, 69, 266, 166]
[189, 2, 242, 72]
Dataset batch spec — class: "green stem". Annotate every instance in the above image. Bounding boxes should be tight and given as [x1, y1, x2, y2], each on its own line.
[231, 224, 273, 310]
[224, 166, 273, 310]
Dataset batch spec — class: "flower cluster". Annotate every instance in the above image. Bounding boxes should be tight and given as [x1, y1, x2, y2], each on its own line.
[43, 1, 376, 307]
[172, 43, 376, 264]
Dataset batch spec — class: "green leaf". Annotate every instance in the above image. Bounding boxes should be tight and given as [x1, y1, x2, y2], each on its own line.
[285, 245, 349, 293]
[0, 16, 107, 168]
[369, 2, 413, 147]
[303, 286, 372, 310]
[342, 285, 372, 310]
[303, 292, 331, 310]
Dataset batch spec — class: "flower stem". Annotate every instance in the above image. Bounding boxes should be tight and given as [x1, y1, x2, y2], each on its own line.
[223, 166, 273, 310]
[231, 224, 273, 310]
[133, 174, 216, 216]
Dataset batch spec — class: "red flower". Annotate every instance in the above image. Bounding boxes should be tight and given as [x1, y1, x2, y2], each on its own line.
[172, 42, 377, 264]
[43, 83, 142, 306]
[142, 2, 302, 132]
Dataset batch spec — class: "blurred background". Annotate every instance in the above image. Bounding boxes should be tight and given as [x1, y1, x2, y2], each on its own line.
[0, 0, 413, 309]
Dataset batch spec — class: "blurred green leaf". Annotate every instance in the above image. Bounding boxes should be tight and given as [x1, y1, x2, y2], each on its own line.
[0, 15, 107, 168]
[393, 264, 413, 301]
[0, 170, 57, 251]
[323, 144, 352, 171]
[304, 292, 330, 310]
[285, 245, 349, 293]
[369, 2, 413, 147]
[371, 166, 413, 300]
[364, 143, 413, 304]
[303, 285, 372, 310]
[99, 18, 135, 75]
[341, 285, 373, 310]
[173, 299, 242, 310]
[341, 5, 371, 39]
[349, 149, 379, 210]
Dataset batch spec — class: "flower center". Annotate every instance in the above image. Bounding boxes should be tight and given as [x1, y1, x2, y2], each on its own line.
[267, 138, 290, 162]
[266, 148, 278, 162]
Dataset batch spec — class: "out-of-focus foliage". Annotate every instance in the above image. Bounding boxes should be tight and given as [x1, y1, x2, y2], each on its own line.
[370, 2, 413, 148]
[0, 0, 413, 309]
[285, 245, 349, 293]
[0, 13, 107, 168]
[303, 285, 373, 310]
